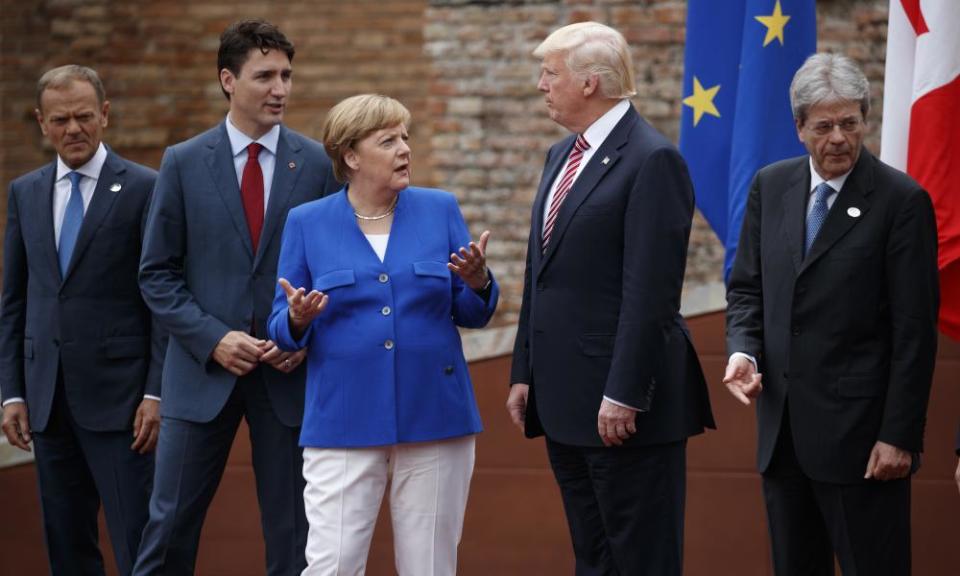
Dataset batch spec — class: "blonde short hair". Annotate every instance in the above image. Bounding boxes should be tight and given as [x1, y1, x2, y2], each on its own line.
[322, 94, 412, 183]
[533, 22, 637, 99]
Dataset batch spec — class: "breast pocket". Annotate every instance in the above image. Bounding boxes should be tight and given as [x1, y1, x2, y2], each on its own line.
[413, 261, 451, 280]
[314, 269, 356, 292]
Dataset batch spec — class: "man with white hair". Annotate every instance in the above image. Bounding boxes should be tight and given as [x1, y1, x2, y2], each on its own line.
[725, 53, 939, 575]
[507, 21, 715, 575]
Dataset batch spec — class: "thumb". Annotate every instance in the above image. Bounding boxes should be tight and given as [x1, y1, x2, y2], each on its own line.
[864, 445, 879, 479]
[278, 278, 296, 297]
[478, 230, 491, 254]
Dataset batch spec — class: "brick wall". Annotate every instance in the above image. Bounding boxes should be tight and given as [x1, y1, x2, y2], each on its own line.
[0, 0, 891, 326]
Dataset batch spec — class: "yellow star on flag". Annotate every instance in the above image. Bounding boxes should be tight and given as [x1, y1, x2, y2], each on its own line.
[683, 77, 721, 126]
[755, 0, 791, 47]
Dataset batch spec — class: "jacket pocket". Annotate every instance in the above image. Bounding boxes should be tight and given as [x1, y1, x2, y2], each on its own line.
[837, 376, 882, 398]
[413, 261, 450, 279]
[314, 269, 356, 292]
[104, 336, 148, 359]
[578, 333, 616, 357]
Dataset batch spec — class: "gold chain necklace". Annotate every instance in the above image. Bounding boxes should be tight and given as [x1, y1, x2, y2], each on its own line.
[354, 195, 398, 221]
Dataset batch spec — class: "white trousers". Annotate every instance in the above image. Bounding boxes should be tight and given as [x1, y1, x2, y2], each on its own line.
[301, 435, 476, 576]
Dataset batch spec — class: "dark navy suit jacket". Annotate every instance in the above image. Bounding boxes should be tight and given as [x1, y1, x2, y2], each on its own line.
[511, 105, 715, 448]
[139, 123, 338, 426]
[0, 149, 162, 432]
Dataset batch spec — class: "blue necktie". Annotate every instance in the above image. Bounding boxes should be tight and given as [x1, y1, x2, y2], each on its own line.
[59, 171, 84, 274]
[804, 182, 834, 257]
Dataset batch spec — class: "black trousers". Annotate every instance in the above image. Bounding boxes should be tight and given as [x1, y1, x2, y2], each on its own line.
[545, 437, 686, 576]
[32, 371, 153, 576]
[762, 413, 911, 576]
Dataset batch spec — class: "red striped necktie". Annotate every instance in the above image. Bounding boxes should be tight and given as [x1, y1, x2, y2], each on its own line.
[542, 133, 590, 251]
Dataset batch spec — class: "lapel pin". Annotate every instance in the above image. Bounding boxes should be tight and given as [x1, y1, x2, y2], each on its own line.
[110, 182, 122, 192]
[847, 207, 861, 218]
[601, 157, 610, 165]
[288, 161, 296, 170]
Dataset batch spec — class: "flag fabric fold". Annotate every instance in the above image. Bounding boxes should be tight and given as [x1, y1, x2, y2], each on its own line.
[880, 0, 960, 340]
[681, 0, 816, 280]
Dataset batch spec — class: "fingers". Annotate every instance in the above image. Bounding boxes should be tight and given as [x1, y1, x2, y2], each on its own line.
[506, 384, 529, 432]
[724, 382, 752, 405]
[864, 445, 880, 479]
[278, 277, 296, 298]
[477, 230, 490, 254]
[597, 401, 636, 447]
[2, 406, 32, 451]
[260, 343, 283, 363]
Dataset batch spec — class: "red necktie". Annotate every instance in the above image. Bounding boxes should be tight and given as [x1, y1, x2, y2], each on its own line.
[241, 143, 265, 252]
[542, 134, 590, 251]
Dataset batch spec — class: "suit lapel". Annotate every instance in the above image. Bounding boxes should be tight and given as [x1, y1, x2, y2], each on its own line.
[800, 149, 874, 274]
[205, 123, 254, 259]
[779, 159, 810, 274]
[257, 126, 304, 269]
[538, 106, 637, 272]
[61, 151, 125, 283]
[33, 164, 61, 279]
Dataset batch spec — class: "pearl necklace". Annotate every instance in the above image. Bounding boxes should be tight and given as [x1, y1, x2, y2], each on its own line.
[353, 196, 398, 221]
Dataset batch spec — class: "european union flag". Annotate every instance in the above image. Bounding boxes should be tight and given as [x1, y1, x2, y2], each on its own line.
[680, 0, 816, 279]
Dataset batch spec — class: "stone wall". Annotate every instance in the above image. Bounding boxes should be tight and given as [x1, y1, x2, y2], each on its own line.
[0, 0, 892, 327]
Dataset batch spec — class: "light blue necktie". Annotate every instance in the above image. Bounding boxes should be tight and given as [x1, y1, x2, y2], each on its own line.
[804, 182, 834, 257]
[59, 171, 84, 274]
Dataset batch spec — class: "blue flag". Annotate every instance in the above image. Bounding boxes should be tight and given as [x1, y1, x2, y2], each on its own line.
[680, 0, 816, 280]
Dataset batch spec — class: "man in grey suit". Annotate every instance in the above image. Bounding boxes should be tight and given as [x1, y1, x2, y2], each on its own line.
[134, 20, 338, 575]
[0, 65, 162, 575]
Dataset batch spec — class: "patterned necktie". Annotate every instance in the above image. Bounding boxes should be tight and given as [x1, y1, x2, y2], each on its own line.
[241, 143, 265, 252]
[59, 171, 84, 274]
[542, 134, 590, 252]
[804, 182, 834, 257]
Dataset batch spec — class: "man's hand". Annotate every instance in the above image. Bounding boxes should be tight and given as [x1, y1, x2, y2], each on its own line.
[1, 403, 32, 451]
[864, 441, 913, 481]
[131, 398, 160, 454]
[506, 383, 529, 432]
[955, 458, 960, 496]
[722, 355, 763, 405]
[598, 399, 637, 447]
[260, 342, 307, 373]
[212, 331, 267, 376]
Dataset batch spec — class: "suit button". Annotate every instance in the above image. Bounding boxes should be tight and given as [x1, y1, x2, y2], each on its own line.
[536, 283, 545, 292]
[384, 339, 394, 350]
[381, 306, 391, 316]
[379, 273, 389, 283]
[53, 339, 60, 347]
[782, 372, 789, 379]
[792, 329, 801, 336]
[444, 365, 454, 375]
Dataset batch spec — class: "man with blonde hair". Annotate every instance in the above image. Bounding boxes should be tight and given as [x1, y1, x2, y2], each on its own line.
[508, 21, 714, 575]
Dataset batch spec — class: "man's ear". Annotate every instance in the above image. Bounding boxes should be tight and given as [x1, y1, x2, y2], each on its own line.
[220, 68, 235, 98]
[35, 109, 48, 136]
[582, 74, 599, 98]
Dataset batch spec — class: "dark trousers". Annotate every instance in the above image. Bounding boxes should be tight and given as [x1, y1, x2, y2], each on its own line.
[132, 370, 306, 576]
[32, 374, 153, 576]
[762, 413, 911, 576]
[545, 437, 686, 576]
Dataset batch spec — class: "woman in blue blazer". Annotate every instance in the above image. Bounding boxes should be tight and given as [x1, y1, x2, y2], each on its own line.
[267, 94, 497, 575]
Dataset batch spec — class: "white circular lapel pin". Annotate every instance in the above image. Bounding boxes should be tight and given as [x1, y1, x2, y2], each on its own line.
[847, 207, 861, 218]
[110, 182, 122, 192]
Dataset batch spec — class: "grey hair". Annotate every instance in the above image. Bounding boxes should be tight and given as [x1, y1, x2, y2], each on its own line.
[789, 53, 870, 123]
[533, 22, 637, 99]
[36, 65, 106, 109]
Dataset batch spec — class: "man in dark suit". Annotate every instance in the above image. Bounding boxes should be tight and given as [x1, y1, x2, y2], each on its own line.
[0, 65, 162, 575]
[134, 20, 338, 575]
[506, 22, 715, 575]
[725, 54, 939, 576]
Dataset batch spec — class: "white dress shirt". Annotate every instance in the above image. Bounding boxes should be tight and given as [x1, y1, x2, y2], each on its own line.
[225, 115, 279, 212]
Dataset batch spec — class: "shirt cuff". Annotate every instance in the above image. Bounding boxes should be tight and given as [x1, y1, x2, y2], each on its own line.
[729, 352, 758, 372]
[603, 395, 646, 412]
[1, 397, 25, 407]
[143, 394, 161, 402]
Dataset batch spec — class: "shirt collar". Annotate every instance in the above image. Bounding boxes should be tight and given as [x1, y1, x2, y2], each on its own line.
[56, 142, 107, 182]
[225, 115, 280, 157]
[581, 99, 630, 150]
[808, 156, 851, 195]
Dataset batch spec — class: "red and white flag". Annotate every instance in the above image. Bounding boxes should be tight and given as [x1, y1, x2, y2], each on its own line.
[881, 0, 960, 340]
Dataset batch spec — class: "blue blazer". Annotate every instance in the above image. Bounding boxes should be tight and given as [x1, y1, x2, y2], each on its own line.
[0, 149, 163, 432]
[139, 123, 339, 425]
[268, 186, 498, 447]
